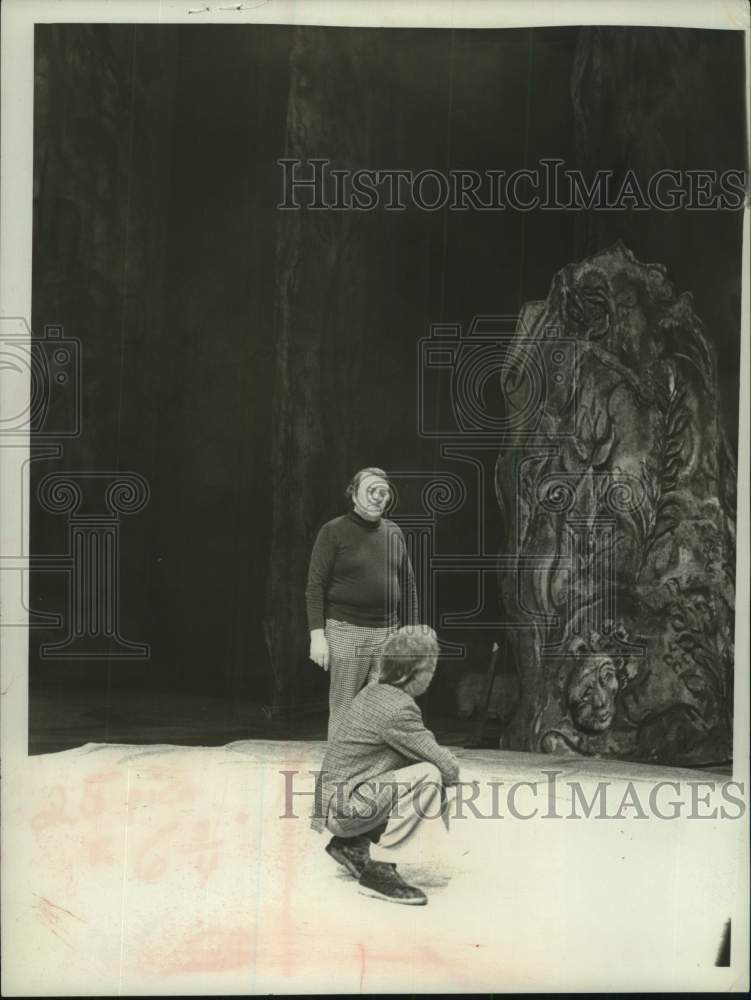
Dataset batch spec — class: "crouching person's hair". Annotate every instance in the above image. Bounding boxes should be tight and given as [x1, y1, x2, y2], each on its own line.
[378, 626, 439, 688]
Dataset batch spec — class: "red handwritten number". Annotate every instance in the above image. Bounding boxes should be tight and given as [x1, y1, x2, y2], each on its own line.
[132, 821, 222, 884]
[189, 819, 220, 886]
[31, 787, 73, 831]
[132, 822, 179, 882]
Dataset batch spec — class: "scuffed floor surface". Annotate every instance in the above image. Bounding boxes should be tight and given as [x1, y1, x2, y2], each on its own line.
[2, 741, 747, 994]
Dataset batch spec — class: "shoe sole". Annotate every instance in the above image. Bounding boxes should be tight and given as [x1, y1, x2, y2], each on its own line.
[358, 885, 427, 906]
[325, 843, 364, 879]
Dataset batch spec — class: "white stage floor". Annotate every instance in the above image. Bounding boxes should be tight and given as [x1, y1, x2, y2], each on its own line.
[2, 740, 747, 994]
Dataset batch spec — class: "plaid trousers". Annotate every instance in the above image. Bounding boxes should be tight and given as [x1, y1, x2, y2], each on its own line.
[325, 618, 394, 740]
[326, 760, 451, 863]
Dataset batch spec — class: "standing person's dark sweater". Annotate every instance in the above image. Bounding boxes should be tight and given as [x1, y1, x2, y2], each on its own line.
[306, 511, 419, 630]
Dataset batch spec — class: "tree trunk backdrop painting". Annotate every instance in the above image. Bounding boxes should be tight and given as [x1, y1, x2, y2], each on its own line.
[264, 27, 389, 716]
[496, 244, 736, 766]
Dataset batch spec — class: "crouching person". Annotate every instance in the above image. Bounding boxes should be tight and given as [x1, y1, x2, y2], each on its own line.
[311, 626, 460, 906]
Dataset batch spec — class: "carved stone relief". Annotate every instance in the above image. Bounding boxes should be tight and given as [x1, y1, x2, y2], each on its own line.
[496, 244, 735, 766]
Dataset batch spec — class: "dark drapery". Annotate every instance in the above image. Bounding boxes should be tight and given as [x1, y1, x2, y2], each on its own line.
[29, 25, 744, 743]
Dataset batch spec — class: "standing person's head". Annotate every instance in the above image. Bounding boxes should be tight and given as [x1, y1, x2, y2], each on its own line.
[378, 626, 439, 698]
[346, 467, 392, 521]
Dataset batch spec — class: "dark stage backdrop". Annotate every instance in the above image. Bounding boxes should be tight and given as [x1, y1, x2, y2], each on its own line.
[29, 24, 745, 748]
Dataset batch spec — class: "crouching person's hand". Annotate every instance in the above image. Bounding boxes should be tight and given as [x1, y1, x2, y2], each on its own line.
[310, 629, 330, 671]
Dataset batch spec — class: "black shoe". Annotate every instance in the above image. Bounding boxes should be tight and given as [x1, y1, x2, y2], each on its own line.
[325, 835, 371, 878]
[358, 860, 428, 906]
[366, 820, 388, 844]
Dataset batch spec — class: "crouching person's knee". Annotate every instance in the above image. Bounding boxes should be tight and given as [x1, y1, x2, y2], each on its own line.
[416, 762, 442, 786]
[414, 765, 446, 820]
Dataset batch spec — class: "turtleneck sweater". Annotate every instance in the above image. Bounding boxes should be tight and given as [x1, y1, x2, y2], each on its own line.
[305, 510, 419, 631]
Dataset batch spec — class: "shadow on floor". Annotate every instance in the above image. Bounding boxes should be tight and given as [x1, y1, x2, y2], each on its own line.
[28, 683, 731, 774]
[28, 683, 487, 755]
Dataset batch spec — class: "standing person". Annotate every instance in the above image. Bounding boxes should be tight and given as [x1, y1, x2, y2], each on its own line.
[306, 467, 419, 740]
[311, 626, 460, 906]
